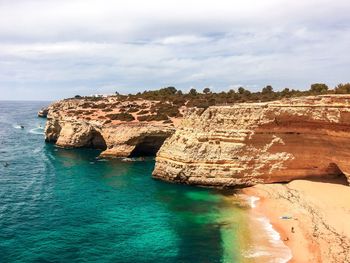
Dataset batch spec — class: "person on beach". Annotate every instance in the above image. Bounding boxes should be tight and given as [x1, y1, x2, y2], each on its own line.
[291, 227, 295, 233]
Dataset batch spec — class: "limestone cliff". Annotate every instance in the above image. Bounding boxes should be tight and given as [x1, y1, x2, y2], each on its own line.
[44, 97, 177, 157]
[153, 95, 350, 187]
[38, 107, 49, 118]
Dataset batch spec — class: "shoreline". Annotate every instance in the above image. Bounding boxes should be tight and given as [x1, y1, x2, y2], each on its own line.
[242, 180, 350, 263]
[239, 195, 292, 263]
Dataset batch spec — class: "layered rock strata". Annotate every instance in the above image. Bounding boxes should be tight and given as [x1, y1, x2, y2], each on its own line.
[44, 97, 177, 157]
[153, 95, 350, 187]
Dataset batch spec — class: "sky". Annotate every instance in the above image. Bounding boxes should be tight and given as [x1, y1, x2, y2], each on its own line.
[0, 0, 350, 100]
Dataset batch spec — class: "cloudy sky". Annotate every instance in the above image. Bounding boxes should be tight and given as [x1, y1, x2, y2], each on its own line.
[0, 0, 349, 100]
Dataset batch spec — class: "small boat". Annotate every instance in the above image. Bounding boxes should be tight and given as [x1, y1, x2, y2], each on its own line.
[280, 215, 292, 220]
[20, 125, 24, 129]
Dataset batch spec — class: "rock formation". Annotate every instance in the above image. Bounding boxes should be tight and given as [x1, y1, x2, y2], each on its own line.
[44, 97, 178, 157]
[38, 107, 49, 117]
[153, 95, 350, 187]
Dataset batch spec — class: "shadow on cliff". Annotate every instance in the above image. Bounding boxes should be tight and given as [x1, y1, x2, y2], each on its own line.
[90, 130, 107, 150]
[305, 163, 349, 186]
[129, 135, 168, 157]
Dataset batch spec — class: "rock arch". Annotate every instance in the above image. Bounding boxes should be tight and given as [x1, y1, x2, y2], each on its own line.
[89, 130, 107, 150]
[129, 135, 168, 157]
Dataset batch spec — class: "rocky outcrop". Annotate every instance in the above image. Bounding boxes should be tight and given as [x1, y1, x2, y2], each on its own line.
[38, 107, 49, 117]
[153, 95, 350, 187]
[44, 97, 176, 157]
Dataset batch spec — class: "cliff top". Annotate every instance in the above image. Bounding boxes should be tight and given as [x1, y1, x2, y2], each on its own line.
[210, 94, 350, 109]
[47, 96, 185, 127]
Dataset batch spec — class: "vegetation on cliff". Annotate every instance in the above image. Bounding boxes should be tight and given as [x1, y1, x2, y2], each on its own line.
[120, 83, 350, 107]
[66, 83, 350, 123]
[74, 83, 350, 107]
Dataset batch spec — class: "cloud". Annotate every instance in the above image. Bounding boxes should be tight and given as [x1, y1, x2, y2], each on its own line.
[155, 35, 211, 45]
[0, 0, 350, 100]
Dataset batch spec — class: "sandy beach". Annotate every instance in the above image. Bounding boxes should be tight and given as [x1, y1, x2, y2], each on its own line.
[243, 179, 350, 262]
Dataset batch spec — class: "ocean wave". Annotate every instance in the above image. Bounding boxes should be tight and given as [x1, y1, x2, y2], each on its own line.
[242, 247, 272, 258]
[32, 147, 42, 153]
[243, 196, 293, 263]
[29, 127, 44, 135]
[256, 216, 284, 244]
[248, 196, 260, 208]
[121, 157, 147, 162]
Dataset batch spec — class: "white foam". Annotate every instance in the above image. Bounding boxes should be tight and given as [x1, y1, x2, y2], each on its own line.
[245, 196, 293, 263]
[32, 147, 41, 153]
[13, 124, 23, 129]
[256, 216, 283, 244]
[97, 159, 108, 162]
[248, 196, 260, 208]
[243, 247, 272, 258]
[29, 127, 44, 135]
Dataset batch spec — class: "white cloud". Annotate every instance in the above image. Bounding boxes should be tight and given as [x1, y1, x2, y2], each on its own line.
[156, 35, 211, 45]
[0, 0, 350, 100]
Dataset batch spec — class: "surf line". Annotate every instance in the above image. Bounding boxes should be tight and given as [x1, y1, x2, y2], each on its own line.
[243, 195, 292, 263]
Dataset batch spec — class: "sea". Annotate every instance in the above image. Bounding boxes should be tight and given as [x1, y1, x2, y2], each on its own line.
[0, 101, 263, 263]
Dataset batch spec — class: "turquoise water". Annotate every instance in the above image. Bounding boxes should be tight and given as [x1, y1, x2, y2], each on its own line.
[0, 101, 249, 263]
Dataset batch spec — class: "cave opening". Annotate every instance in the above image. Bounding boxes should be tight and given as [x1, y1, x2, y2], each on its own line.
[129, 135, 168, 157]
[326, 163, 349, 185]
[90, 131, 107, 150]
[309, 162, 349, 185]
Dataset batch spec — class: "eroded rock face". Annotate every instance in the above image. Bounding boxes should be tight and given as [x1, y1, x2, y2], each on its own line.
[44, 97, 176, 157]
[99, 124, 172, 157]
[38, 107, 49, 118]
[153, 95, 350, 187]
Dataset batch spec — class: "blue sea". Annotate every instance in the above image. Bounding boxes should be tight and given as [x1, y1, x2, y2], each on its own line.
[0, 101, 251, 263]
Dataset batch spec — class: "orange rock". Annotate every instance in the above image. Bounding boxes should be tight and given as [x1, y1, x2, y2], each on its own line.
[153, 95, 350, 187]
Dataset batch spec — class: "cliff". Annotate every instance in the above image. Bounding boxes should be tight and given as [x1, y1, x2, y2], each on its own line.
[44, 96, 181, 157]
[153, 95, 350, 187]
[38, 107, 49, 118]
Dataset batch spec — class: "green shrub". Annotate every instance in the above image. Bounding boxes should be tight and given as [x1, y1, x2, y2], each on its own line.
[137, 110, 149, 115]
[126, 107, 139, 113]
[137, 113, 169, 121]
[106, 113, 135, 121]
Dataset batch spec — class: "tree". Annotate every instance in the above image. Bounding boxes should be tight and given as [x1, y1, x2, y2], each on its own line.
[155, 87, 177, 96]
[74, 95, 82, 99]
[262, 85, 273, 94]
[203, 87, 211, 94]
[238, 87, 245, 94]
[189, 88, 198, 96]
[163, 86, 177, 95]
[310, 83, 328, 94]
[334, 83, 350, 94]
[244, 90, 251, 96]
[115, 91, 120, 95]
[176, 90, 183, 95]
[281, 88, 290, 96]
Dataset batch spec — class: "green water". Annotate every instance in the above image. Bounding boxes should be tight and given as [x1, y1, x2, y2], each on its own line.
[0, 101, 250, 262]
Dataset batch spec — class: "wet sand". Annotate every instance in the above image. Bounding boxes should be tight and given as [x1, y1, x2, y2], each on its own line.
[239, 195, 292, 263]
